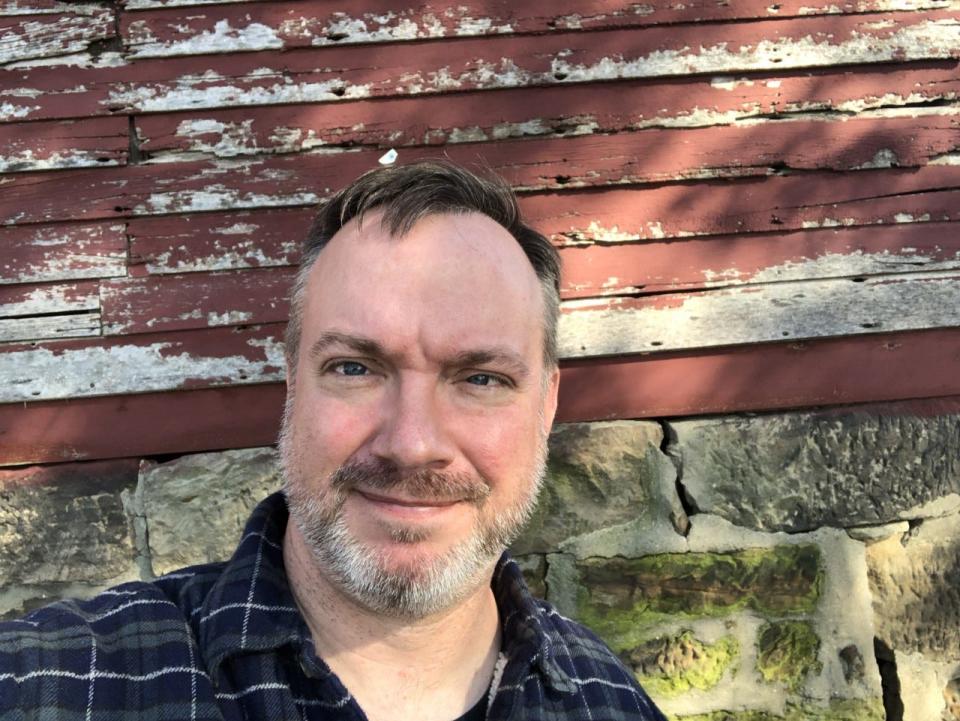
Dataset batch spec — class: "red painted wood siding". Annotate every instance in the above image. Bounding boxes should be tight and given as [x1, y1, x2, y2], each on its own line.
[1, 0, 958, 464]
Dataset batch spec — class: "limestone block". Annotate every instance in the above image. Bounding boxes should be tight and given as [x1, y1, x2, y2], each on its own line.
[567, 545, 822, 651]
[0, 460, 138, 588]
[129, 447, 282, 577]
[548, 516, 882, 719]
[672, 405, 960, 532]
[865, 512, 960, 664]
[891, 651, 960, 721]
[756, 621, 823, 692]
[512, 421, 685, 555]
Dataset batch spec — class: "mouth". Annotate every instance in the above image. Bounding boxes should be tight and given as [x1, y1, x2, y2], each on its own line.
[355, 489, 464, 509]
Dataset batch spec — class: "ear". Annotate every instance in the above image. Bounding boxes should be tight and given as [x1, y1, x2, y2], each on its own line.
[541, 366, 561, 436]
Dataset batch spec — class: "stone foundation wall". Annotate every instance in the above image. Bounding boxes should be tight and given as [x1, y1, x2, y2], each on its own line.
[2, 404, 958, 720]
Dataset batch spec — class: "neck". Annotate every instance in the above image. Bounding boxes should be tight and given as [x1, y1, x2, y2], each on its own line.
[283, 524, 502, 721]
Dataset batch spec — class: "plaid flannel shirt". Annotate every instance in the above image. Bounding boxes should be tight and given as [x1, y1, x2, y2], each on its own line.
[0, 492, 666, 720]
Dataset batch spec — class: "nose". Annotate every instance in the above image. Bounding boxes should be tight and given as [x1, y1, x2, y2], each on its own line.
[370, 374, 455, 470]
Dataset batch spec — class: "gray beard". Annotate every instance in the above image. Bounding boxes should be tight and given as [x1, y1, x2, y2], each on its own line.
[280, 451, 546, 620]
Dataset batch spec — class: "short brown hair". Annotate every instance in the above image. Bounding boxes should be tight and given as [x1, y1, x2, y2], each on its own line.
[285, 160, 561, 368]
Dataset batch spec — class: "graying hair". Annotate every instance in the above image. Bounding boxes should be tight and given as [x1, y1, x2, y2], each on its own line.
[284, 160, 561, 369]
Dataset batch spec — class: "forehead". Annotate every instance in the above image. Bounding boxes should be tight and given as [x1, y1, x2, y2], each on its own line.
[299, 211, 545, 361]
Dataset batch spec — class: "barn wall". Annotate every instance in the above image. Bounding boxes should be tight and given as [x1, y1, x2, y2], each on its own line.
[1, 0, 959, 718]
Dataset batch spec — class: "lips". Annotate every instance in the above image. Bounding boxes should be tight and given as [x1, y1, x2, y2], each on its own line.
[355, 489, 463, 508]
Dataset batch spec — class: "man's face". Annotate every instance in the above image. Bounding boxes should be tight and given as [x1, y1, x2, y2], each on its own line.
[280, 211, 560, 618]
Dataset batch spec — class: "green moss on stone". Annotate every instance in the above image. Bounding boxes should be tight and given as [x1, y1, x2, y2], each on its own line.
[673, 698, 884, 721]
[574, 546, 822, 651]
[625, 630, 738, 697]
[756, 621, 823, 691]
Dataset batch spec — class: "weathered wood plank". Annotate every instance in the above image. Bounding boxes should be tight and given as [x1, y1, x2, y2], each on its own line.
[0, 116, 127, 172]
[559, 270, 960, 357]
[556, 328, 960, 421]
[5, 329, 960, 464]
[127, 210, 960, 295]
[3, 144, 959, 231]
[0, 222, 127, 284]
[0, 280, 98, 317]
[523, 166, 960, 242]
[561, 222, 960, 297]
[0, 323, 285, 403]
[120, 0, 959, 58]
[3, 14, 957, 122]
[0, 312, 99, 342]
[99, 267, 295, 335]
[0, 129, 960, 225]
[137, 89, 960, 163]
[0, 2, 108, 16]
[0, 8, 114, 64]
[4, 266, 959, 399]
[127, 208, 308, 275]
[0, 383, 287, 465]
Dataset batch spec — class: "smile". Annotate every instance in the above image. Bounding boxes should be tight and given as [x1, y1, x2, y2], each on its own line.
[354, 489, 464, 509]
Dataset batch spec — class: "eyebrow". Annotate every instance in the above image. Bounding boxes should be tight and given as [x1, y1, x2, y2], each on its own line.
[309, 331, 386, 361]
[308, 332, 531, 380]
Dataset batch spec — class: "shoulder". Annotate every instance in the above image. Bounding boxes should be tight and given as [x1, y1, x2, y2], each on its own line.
[533, 599, 667, 721]
[0, 565, 223, 714]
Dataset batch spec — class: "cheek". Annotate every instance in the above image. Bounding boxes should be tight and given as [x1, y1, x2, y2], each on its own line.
[457, 408, 544, 490]
[289, 392, 379, 472]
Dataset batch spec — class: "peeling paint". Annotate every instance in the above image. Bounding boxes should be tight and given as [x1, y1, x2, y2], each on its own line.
[134, 188, 319, 215]
[0, 313, 100, 343]
[559, 270, 960, 357]
[551, 20, 960, 80]
[701, 249, 960, 286]
[893, 212, 932, 223]
[0, 150, 121, 173]
[128, 19, 283, 58]
[0, 340, 285, 403]
[853, 149, 900, 170]
[929, 152, 960, 165]
[0, 285, 98, 318]
[0, 2, 107, 15]
[0, 102, 38, 121]
[108, 74, 372, 113]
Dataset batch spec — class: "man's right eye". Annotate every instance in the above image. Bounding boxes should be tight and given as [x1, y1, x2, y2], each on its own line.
[331, 361, 369, 376]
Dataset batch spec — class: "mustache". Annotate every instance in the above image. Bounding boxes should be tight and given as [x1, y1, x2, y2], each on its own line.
[330, 459, 491, 504]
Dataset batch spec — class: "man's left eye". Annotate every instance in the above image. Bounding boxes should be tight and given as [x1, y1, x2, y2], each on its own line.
[465, 373, 499, 387]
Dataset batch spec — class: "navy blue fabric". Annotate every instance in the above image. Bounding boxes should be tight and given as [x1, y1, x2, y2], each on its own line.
[0, 492, 667, 720]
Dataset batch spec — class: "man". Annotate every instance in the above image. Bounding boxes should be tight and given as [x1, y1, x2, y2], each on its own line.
[0, 161, 666, 720]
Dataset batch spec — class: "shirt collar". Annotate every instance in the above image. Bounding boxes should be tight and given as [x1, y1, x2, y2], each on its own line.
[197, 492, 575, 693]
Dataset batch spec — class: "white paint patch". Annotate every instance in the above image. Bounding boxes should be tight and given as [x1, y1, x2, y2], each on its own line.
[702, 249, 960, 286]
[853, 148, 899, 170]
[894, 212, 932, 223]
[206, 310, 253, 326]
[710, 76, 755, 90]
[214, 222, 259, 235]
[0, 312, 100, 343]
[550, 20, 960, 80]
[108, 75, 372, 113]
[0, 2, 106, 15]
[5, 50, 126, 69]
[129, 19, 283, 58]
[0, 338, 285, 403]
[454, 16, 512, 35]
[558, 269, 960, 357]
[0, 285, 98, 317]
[173, 117, 258, 157]
[0, 102, 38, 120]
[0, 149, 119, 173]
[134, 188, 318, 215]
[930, 152, 960, 166]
